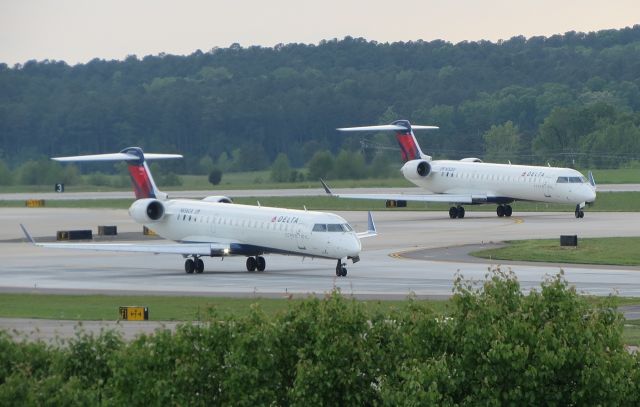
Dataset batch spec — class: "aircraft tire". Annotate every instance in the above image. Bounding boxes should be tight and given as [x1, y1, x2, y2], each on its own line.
[496, 205, 505, 217]
[185, 259, 195, 274]
[579, 210, 584, 218]
[449, 207, 458, 219]
[341, 267, 348, 277]
[505, 205, 513, 217]
[256, 256, 266, 272]
[195, 258, 204, 273]
[246, 256, 257, 272]
[458, 207, 465, 218]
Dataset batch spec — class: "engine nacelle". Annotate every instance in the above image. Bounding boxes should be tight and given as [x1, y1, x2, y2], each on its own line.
[401, 159, 431, 180]
[129, 198, 166, 224]
[202, 196, 233, 203]
[460, 157, 483, 163]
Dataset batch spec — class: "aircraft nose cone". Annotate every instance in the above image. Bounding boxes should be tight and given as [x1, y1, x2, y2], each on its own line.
[585, 187, 596, 203]
[348, 235, 362, 256]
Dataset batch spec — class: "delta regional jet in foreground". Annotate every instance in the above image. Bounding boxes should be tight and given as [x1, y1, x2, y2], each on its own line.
[324, 120, 597, 219]
[22, 147, 376, 277]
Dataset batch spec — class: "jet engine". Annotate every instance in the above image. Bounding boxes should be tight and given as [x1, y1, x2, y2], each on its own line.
[129, 198, 166, 223]
[401, 159, 431, 179]
[202, 196, 233, 203]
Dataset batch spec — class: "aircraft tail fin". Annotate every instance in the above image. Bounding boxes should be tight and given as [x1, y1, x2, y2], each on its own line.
[337, 120, 438, 163]
[52, 147, 182, 200]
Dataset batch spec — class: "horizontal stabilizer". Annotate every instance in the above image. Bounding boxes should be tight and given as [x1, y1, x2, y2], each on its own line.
[52, 152, 182, 162]
[337, 125, 439, 132]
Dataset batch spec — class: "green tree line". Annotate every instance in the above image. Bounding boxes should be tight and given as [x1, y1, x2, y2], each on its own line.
[2, 27, 640, 175]
[1, 270, 638, 405]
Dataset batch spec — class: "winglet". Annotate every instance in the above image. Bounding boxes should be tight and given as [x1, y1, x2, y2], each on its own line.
[588, 171, 597, 189]
[367, 211, 376, 234]
[320, 179, 333, 196]
[20, 224, 36, 244]
[356, 211, 378, 239]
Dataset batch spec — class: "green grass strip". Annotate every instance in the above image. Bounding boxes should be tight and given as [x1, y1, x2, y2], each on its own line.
[471, 237, 640, 266]
[0, 293, 448, 321]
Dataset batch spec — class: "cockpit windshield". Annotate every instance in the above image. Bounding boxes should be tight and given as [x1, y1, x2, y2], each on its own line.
[556, 176, 587, 184]
[312, 223, 353, 232]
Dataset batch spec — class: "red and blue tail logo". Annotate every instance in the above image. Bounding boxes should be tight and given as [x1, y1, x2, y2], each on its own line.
[392, 120, 422, 162]
[121, 147, 158, 199]
[395, 131, 421, 162]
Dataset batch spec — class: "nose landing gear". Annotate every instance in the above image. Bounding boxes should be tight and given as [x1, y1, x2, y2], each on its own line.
[335, 259, 347, 277]
[575, 204, 585, 218]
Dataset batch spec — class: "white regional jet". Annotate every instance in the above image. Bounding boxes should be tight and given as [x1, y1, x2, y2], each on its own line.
[21, 147, 376, 277]
[325, 120, 597, 219]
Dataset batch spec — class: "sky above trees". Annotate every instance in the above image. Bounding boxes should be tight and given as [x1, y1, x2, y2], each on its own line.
[1, 0, 639, 65]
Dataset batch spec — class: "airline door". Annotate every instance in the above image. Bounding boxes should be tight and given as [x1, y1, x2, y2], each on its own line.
[295, 224, 307, 250]
[544, 181, 552, 198]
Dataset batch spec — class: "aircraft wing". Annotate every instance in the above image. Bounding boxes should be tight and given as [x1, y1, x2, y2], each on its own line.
[331, 193, 476, 204]
[20, 224, 229, 256]
[320, 180, 482, 204]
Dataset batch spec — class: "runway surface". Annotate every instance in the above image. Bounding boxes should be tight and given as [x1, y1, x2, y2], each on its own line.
[2, 207, 639, 299]
[3, 206, 640, 341]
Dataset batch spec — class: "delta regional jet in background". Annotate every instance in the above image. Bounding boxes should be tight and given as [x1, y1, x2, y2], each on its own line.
[21, 147, 376, 277]
[324, 120, 597, 219]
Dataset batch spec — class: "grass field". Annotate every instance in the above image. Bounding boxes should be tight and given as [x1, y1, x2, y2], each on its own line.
[1, 292, 639, 344]
[2, 191, 639, 212]
[471, 237, 640, 266]
[0, 293, 446, 321]
[1, 166, 638, 194]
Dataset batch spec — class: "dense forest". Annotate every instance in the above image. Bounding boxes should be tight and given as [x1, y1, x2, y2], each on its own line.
[1, 25, 640, 180]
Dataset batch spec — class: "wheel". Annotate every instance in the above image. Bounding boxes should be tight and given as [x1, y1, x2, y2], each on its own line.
[195, 258, 204, 273]
[458, 207, 465, 218]
[341, 267, 347, 277]
[256, 256, 266, 272]
[184, 258, 195, 274]
[575, 210, 580, 218]
[449, 207, 458, 219]
[579, 210, 584, 218]
[496, 205, 505, 217]
[246, 256, 257, 272]
[336, 260, 343, 276]
[504, 205, 512, 217]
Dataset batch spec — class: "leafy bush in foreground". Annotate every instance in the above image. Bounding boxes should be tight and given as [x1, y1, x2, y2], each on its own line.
[0, 269, 638, 405]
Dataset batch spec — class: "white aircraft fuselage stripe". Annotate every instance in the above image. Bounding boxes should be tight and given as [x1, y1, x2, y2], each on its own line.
[144, 199, 362, 260]
[403, 160, 597, 205]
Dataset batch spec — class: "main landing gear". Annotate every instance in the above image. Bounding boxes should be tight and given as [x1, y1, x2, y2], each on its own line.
[246, 256, 266, 272]
[496, 205, 513, 217]
[575, 204, 585, 218]
[448, 206, 465, 219]
[184, 257, 205, 274]
[335, 259, 347, 277]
